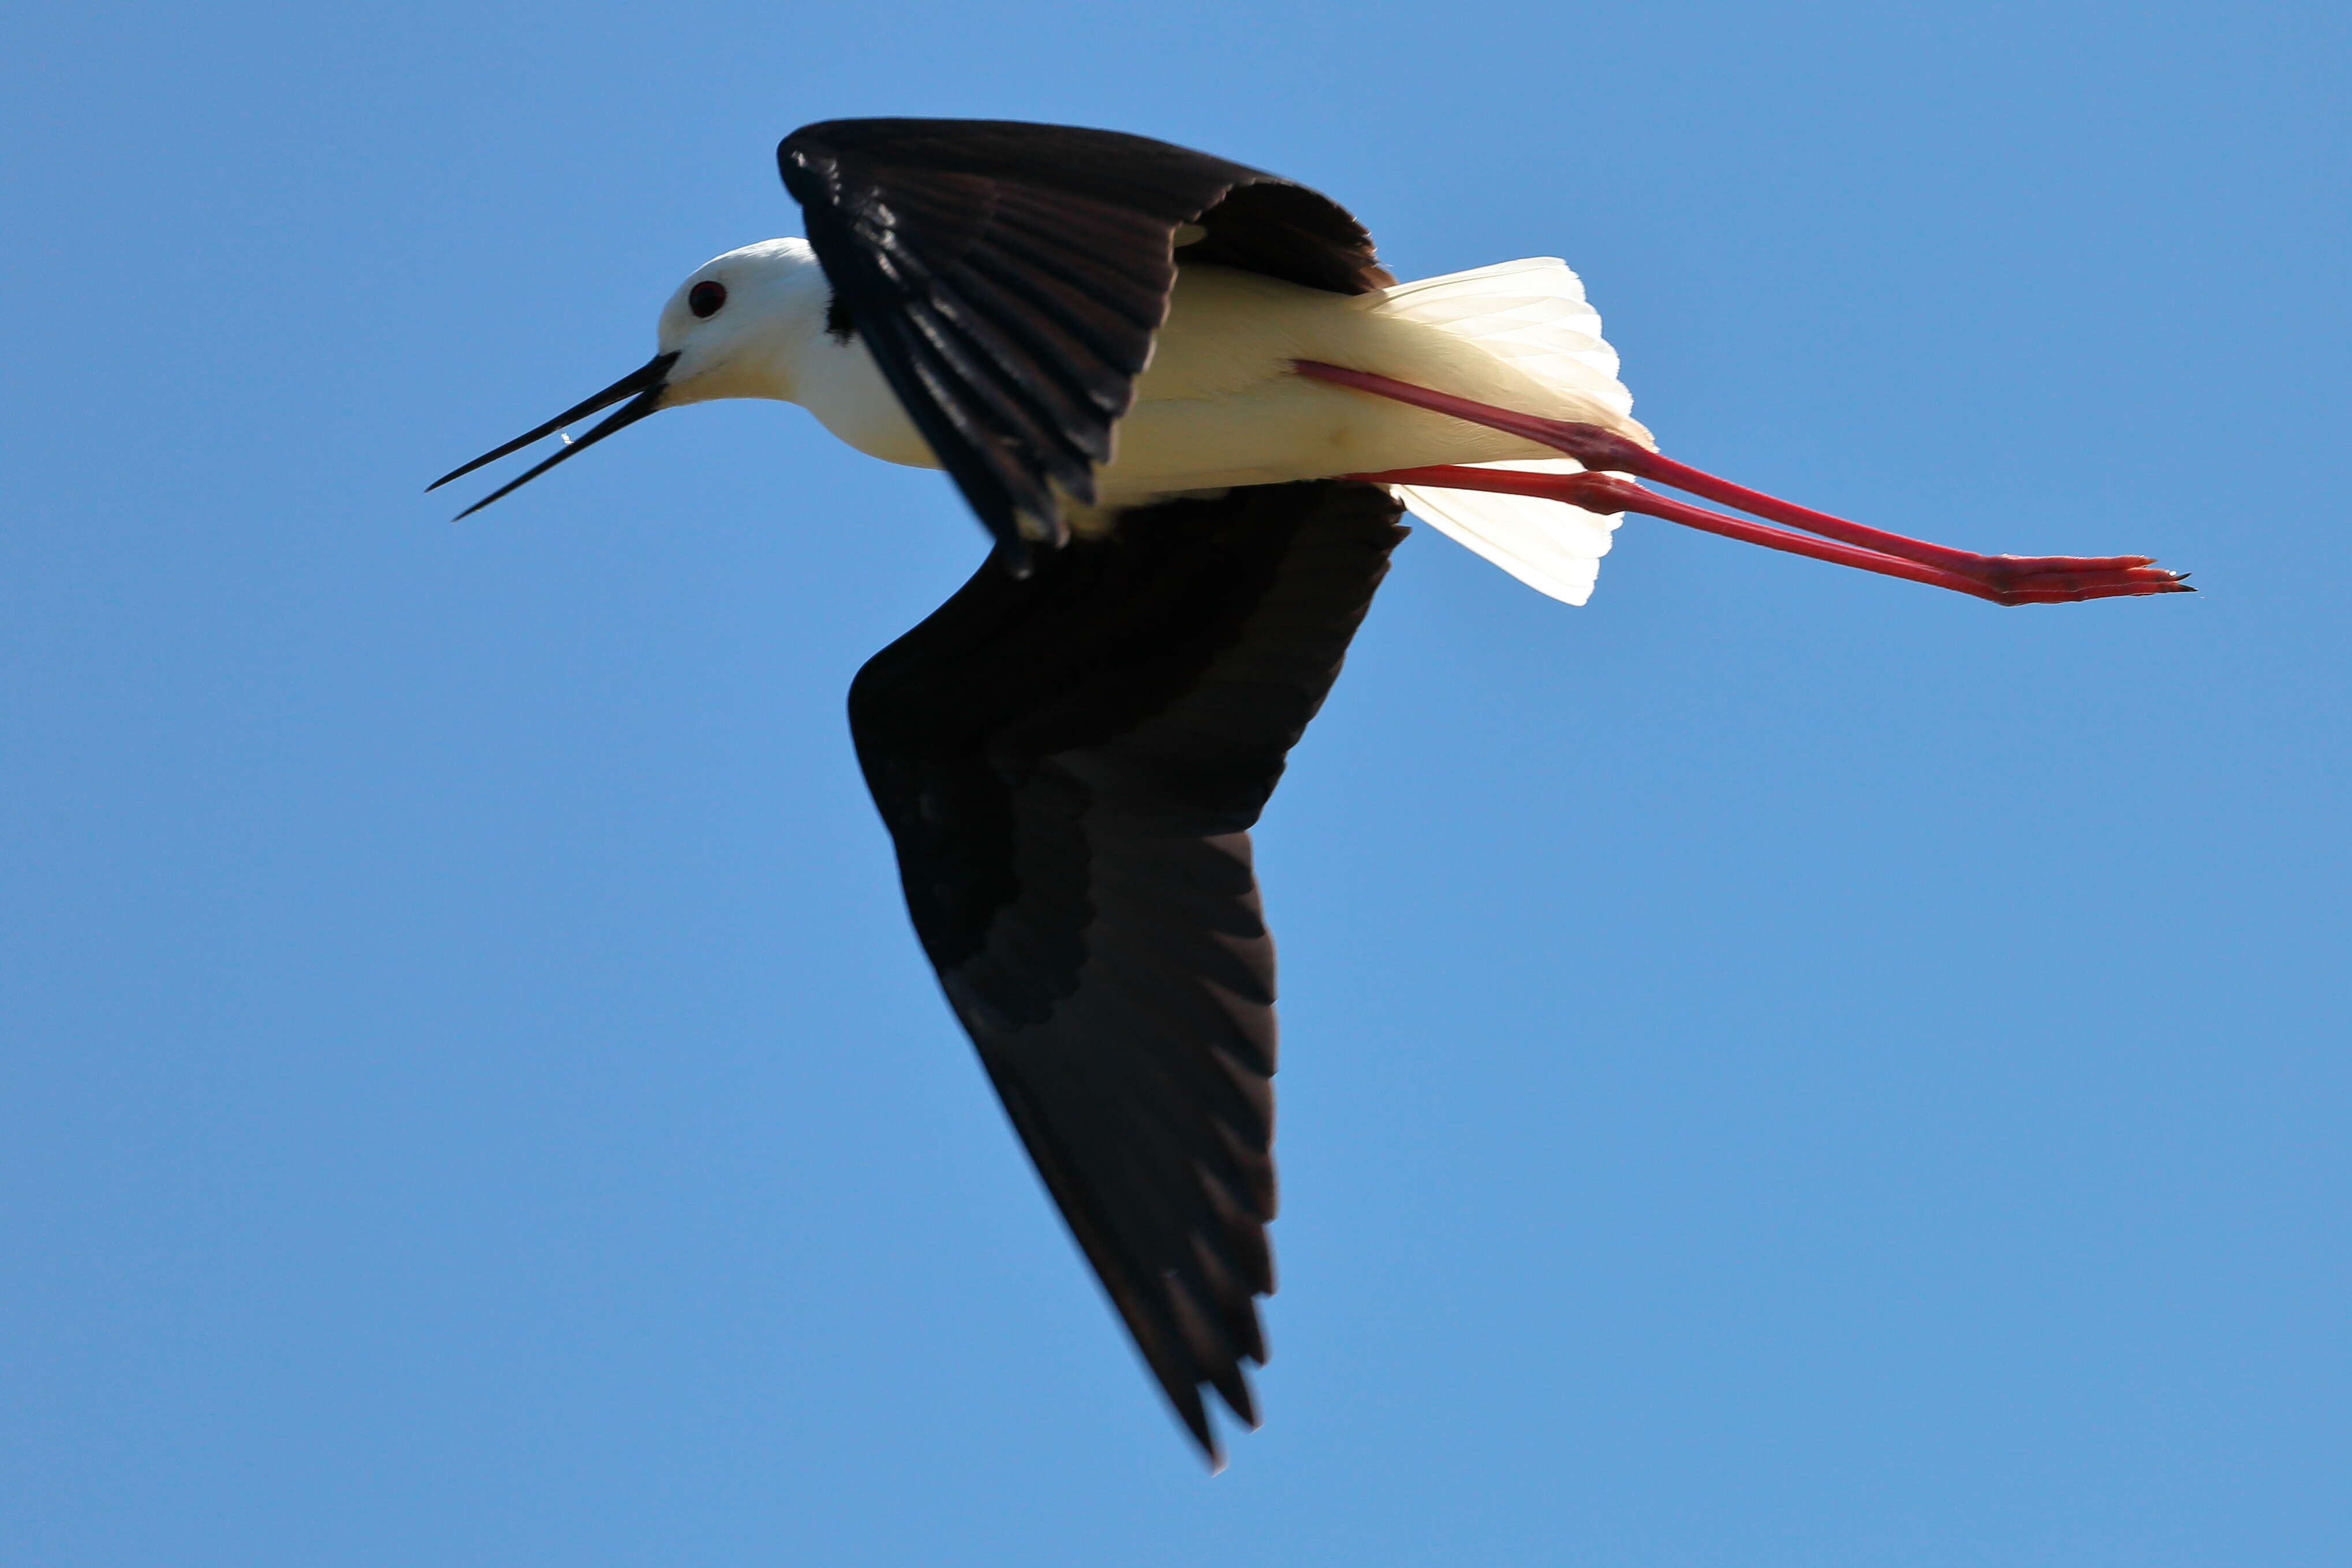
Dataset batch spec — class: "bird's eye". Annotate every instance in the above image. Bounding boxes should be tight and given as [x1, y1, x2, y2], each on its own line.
[689, 280, 727, 319]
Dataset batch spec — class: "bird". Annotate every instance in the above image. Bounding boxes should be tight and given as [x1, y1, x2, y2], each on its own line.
[432, 117, 2190, 1467]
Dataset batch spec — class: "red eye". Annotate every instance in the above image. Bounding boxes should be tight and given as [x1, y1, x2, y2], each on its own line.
[688, 280, 727, 319]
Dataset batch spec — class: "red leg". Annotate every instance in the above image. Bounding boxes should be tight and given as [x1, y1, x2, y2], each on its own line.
[1353, 465, 2175, 605]
[1296, 360, 2192, 605]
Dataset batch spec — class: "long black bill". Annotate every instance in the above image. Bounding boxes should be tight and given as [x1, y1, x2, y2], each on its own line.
[428, 350, 681, 519]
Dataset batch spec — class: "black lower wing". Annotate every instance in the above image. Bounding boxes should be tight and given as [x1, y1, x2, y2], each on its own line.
[847, 480, 1408, 1463]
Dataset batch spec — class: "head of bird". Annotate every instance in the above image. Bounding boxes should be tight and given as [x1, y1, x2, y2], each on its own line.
[658, 239, 834, 405]
[429, 240, 832, 516]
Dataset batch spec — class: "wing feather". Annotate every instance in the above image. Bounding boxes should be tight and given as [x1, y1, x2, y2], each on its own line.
[848, 480, 1406, 1462]
[780, 118, 1389, 561]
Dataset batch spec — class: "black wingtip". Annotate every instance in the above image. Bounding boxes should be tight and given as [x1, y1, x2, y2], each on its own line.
[846, 482, 1408, 1479]
[1183, 1411, 1226, 1474]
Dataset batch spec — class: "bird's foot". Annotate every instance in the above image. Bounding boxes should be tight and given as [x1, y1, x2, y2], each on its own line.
[1942, 554, 2192, 605]
[1296, 361, 2193, 605]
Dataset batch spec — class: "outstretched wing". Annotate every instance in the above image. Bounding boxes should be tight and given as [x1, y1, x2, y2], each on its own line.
[848, 480, 1407, 1464]
[778, 118, 1391, 562]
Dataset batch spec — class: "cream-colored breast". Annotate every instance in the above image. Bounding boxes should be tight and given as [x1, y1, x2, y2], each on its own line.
[794, 330, 940, 469]
[790, 262, 1647, 505]
[1098, 266, 1637, 504]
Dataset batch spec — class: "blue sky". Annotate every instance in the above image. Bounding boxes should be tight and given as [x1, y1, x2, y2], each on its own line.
[5, 1, 2347, 1563]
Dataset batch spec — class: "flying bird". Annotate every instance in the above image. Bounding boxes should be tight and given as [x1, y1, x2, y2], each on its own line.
[433, 118, 2189, 1466]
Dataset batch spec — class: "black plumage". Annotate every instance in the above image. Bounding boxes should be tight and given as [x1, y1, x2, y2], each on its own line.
[849, 481, 1406, 1461]
[779, 118, 1391, 565]
[777, 118, 1408, 1462]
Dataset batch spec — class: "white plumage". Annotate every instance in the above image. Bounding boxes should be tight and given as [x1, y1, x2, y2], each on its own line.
[653, 241, 1649, 604]
[1370, 258, 1634, 606]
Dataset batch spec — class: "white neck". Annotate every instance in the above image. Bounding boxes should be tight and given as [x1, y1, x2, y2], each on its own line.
[653, 238, 936, 470]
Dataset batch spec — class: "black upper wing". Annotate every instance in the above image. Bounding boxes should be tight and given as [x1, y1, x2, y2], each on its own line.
[778, 118, 1391, 563]
[848, 481, 1408, 1463]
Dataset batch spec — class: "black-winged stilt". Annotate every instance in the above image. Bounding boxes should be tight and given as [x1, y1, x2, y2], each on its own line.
[432, 118, 2189, 1466]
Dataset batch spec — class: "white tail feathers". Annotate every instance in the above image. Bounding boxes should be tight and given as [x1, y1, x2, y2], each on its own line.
[1369, 259, 1638, 606]
[1390, 459, 1620, 606]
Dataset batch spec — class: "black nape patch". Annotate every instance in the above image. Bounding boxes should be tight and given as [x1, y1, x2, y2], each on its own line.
[825, 294, 854, 343]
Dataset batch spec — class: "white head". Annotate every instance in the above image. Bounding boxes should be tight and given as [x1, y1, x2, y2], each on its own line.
[655, 238, 834, 406]
[430, 239, 833, 516]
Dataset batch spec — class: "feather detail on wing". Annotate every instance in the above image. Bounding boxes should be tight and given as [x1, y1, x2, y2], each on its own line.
[849, 480, 1406, 1466]
[779, 119, 1387, 564]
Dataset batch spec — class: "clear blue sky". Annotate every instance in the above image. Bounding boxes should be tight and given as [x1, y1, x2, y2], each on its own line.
[5, 2, 2346, 1563]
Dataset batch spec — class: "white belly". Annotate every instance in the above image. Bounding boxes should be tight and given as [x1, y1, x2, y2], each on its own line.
[1105, 267, 1584, 502]
[796, 262, 1650, 506]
